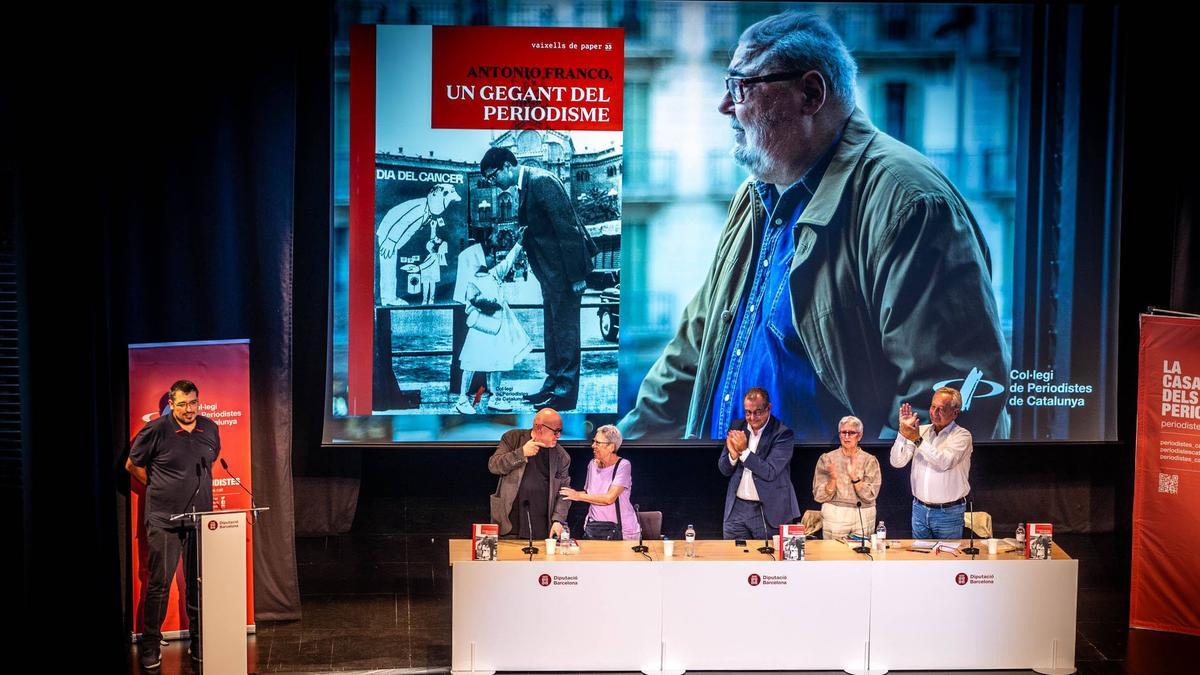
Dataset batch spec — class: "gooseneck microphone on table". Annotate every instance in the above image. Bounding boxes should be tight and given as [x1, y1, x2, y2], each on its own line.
[631, 503, 649, 553]
[852, 501, 872, 554]
[961, 498, 980, 555]
[521, 499, 539, 555]
[757, 502, 774, 557]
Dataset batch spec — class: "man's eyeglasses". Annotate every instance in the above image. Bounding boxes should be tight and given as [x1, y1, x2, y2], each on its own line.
[839, 429, 861, 436]
[724, 70, 809, 104]
[173, 400, 200, 410]
[744, 406, 770, 417]
[538, 423, 563, 436]
[481, 167, 501, 184]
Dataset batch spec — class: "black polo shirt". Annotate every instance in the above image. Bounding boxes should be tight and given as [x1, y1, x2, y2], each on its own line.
[129, 413, 222, 528]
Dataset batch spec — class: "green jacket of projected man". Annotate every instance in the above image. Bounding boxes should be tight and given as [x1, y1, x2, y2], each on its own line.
[619, 108, 1011, 440]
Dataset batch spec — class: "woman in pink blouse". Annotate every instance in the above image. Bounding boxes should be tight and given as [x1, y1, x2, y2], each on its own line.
[559, 425, 642, 540]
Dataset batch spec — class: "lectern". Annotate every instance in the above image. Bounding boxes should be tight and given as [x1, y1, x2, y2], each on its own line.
[171, 507, 269, 674]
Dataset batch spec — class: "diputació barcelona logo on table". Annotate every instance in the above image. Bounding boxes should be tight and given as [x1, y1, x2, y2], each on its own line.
[956, 572, 996, 586]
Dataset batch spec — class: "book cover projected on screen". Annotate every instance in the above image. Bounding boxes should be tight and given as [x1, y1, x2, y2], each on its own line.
[326, 3, 1120, 446]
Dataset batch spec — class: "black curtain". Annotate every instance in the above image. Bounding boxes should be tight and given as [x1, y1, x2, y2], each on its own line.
[110, 9, 317, 621]
[10, 4, 327, 662]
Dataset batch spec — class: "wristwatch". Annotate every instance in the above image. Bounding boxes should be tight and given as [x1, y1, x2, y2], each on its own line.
[911, 436, 923, 447]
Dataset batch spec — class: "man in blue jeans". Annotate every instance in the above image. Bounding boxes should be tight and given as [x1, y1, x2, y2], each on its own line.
[889, 387, 972, 539]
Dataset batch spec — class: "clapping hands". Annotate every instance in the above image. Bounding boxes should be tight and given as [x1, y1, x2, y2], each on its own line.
[726, 429, 748, 459]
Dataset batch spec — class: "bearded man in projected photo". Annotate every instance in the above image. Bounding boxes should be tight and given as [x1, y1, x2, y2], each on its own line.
[619, 11, 1010, 441]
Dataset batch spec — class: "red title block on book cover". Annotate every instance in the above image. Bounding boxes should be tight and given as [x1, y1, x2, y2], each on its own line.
[431, 26, 624, 131]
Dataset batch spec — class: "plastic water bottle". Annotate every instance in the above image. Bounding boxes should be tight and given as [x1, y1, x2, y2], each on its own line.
[560, 524, 571, 547]
[1015, 522, 1025, 544]
[876, 520, 887, 542]
[685, 524, 697, 558]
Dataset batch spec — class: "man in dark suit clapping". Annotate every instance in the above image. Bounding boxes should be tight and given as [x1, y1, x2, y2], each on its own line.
[718, 387, 801, 539]
[480, 147, 597, 411]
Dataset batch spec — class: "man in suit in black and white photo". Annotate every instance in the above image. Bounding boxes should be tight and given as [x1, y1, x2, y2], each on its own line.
[480, 147, 597, 411]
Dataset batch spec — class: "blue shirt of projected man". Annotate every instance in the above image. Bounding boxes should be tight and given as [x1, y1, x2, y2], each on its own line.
[709, 138, 843, 440]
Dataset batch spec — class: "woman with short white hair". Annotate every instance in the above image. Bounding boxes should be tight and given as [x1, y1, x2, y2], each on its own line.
[559, 425, 642, 540]
[813, 415, 882, 540]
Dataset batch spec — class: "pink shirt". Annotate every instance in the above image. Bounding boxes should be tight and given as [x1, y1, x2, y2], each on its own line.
[584, 458, 642, 540]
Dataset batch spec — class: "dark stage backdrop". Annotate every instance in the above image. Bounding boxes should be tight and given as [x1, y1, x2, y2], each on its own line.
[100, 12, 330, 623]
[109, 33, 310, 624]
[8, 4, 332, 656]
[347, 439, 1130, 544]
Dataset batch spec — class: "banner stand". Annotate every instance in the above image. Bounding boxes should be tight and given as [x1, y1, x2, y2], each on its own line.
[128, 339, 256, 642]
[1130, 313, 1200, 636]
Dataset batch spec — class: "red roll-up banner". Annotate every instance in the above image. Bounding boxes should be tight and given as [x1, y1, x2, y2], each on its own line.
[1131, 314, 1200, 636]
[128, 339, 255, 640]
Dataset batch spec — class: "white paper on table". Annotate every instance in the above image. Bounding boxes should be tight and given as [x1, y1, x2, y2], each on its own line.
[911, 540, 961, 552]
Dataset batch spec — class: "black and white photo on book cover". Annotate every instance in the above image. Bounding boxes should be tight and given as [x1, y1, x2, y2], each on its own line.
[367, 25, 623, 420]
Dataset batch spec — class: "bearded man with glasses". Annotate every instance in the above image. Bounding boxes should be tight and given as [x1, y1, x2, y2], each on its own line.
[488, 407, 572, 540]
[620, 11, 1009, 444]
[126, 379, 221, 670]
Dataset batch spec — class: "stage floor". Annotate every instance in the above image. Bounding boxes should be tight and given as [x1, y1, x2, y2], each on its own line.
[127, 532, 1197, 674]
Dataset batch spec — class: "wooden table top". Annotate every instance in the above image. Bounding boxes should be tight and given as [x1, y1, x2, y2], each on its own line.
[449, 538, 1071, 564]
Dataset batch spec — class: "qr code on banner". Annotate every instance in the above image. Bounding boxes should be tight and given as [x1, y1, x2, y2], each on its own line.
[1159, 473, 1179, 495]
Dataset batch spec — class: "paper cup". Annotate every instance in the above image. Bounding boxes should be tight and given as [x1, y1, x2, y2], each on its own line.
[662, 539, 674, 557]
[545, 538, 556, 554]
[987, 538, 998, 555]
[772, 534, 781, 550]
